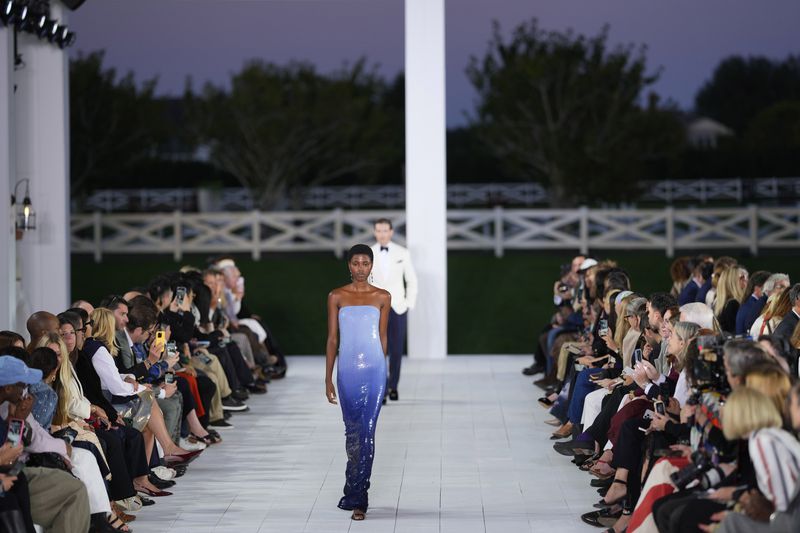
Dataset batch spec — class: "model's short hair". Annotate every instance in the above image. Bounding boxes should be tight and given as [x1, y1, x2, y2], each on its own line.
[347, 244, 374, 263]
[374, 218, 393, 230]
[722, 387, 782, 440]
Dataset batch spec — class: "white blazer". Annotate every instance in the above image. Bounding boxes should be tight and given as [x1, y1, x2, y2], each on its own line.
[370, 241, 418, 315]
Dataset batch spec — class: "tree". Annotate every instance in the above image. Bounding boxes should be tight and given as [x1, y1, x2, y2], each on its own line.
[70, 51, 166, 196]
[187, 60, 403, 209]
[695, 55, 800, 134]
[466, 19, 685, 205]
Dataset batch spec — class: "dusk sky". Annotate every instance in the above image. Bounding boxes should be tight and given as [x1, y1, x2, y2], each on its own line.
[69, 0, 800, 127]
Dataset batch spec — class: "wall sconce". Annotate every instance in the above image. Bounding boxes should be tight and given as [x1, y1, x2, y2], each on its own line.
[11, 179, 36, 231]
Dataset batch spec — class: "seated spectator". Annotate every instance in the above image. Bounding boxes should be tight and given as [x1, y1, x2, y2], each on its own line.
[735, 270, 771, 335]
[715, 265, 745, 334]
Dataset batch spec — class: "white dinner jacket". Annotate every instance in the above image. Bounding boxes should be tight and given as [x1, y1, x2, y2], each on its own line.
[370, 241, 418, 315]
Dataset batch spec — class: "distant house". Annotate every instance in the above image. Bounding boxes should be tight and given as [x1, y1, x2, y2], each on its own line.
[686, 117, 734, 149]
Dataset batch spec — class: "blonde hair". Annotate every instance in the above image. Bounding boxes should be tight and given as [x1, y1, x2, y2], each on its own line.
[614, 294, 635, 349]
[90, 307, 118, 356]
[722, 387, 782, 440]
[745, 363, 792, 417]
[35, 333, 74, 426]
[670, 321, 700, 371]
[715, 266, 745, 316]
[763, 289, 792, 323]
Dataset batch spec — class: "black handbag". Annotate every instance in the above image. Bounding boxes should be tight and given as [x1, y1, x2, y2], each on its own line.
[24, 452, 72, 474]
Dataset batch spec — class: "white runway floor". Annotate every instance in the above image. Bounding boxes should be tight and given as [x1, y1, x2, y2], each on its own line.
[134, 355, 597, 532]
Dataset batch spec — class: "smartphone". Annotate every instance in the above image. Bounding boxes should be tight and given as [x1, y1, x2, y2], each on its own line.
[194, 340, 210, 348]
[6, 418, 24, 447]
[154, 330, 166, 355]
[175, 286, 187, 307]
[643, 410, 655, 420]
[166, 341, 177, 358]
[193, 350, 213, 365]
[164, 372, 175, 385]
[236, 277, 245, 293]
[633, 348, 643, 364]
[7, 460, 24, 476]
[622, 367, 635, 376]
[599, 319, 608, 333]
[654, 400, 666, 416]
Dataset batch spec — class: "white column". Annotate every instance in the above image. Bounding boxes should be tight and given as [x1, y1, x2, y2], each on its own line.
[15, 3, 71, 319]
[0, 28, 16, 331]
[405, 0, 447, 358]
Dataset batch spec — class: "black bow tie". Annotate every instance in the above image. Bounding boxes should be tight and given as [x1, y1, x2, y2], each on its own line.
[380, 246, 389, 252]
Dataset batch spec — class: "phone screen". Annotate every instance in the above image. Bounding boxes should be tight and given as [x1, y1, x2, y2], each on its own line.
[633, 348, 643, 364]
[176, 286, 187, 306]
[655, 401, 666, 416]
[165, 372, 175, 385]
[6, 418, 23, 446]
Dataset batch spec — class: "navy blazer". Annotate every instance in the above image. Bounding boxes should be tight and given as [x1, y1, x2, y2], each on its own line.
[678, 279, 701, 306]
[735, 294, 767, 335]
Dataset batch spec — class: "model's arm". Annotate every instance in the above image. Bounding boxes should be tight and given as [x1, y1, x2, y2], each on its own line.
[380, 291, 391, 355]
[325, 291, 339, 404]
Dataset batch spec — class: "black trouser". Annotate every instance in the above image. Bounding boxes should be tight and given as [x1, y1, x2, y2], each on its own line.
[226, 341, 254, 387]
[653, 489, 726, 533]
[386, 309, 407, 391]
[175, 376, 196, 419]
[533, 325, 551, 367]
[95, 428, 137, 501]
[0, 470, 35, 533]
[108, 425, 150, 480]
[210, 345, 242, 391]
[586, 385, 632, 446]
[195, 374, 216, 428]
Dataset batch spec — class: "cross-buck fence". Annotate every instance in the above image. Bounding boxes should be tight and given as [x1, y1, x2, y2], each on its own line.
[76, 177, 800, 212]
[71, 206, 800, 262]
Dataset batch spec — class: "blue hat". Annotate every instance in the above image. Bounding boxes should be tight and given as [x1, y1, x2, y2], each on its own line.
[0, 356, 43, 386]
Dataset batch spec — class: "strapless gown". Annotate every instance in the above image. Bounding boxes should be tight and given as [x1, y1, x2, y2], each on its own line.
[336, 305, 386, 511]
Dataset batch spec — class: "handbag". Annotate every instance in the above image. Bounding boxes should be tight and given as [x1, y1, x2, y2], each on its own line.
[24, 452, 71, 473]
[116, 389, 155, 431]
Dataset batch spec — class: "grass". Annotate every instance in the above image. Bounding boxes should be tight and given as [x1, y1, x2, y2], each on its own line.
[71, 250, 800, 355]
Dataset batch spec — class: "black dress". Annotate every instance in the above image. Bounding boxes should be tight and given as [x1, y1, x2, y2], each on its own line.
[718, 299, 740, 334]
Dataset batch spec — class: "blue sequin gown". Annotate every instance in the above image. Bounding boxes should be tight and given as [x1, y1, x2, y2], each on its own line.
[336, 305, 386, 511]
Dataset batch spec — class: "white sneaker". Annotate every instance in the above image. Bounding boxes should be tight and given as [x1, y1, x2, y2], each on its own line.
[180, 437, 207, 451]
[151, 466, 176, 481]
[116, 496, 142, 512]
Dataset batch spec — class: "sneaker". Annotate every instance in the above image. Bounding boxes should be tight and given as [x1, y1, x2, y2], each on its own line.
[180, 437, 207, 451]
[116, 496, 142, 512]
[151, 466, 176, 481]
[222, 396, 249, 412]
[209, 419, 235, 429]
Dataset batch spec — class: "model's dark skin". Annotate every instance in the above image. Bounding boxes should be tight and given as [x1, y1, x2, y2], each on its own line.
[325, 253, 390, 521]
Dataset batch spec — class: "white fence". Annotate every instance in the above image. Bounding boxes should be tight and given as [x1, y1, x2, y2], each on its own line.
[71, 206, 800, 262]
[77, 178, 800, 212]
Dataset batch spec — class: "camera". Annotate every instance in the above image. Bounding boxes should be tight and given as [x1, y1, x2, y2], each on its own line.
[690, 335, 730, 396]
[670, 451, 726, 491]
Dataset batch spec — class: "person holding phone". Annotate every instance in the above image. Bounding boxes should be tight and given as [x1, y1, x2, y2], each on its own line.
[0, 355, 92, 533]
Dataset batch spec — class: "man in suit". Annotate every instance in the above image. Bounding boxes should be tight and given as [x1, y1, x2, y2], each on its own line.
[370, 218, 418, 402]
[773, 283, 800, 373]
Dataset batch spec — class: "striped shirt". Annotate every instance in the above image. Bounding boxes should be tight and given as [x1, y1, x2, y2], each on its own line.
[749, 427, 800, 511]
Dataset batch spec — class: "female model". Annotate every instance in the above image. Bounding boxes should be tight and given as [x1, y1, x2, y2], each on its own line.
[325, 244, 390, 520]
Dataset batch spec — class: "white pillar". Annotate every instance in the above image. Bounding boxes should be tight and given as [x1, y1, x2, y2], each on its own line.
[0, 28, 16, 331]
[15, 4, 71, 320]
[405, 0, 447, 358]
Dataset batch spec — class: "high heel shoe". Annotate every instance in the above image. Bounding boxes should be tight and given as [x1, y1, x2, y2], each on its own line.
[136, 485, 172, 497]
[594, 479, 627, 508]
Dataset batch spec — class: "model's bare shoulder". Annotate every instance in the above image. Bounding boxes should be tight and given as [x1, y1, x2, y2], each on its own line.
[377, 288, 391, 306]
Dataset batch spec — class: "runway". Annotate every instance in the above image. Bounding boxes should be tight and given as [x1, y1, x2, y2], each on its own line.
[133, 355, 596, 532]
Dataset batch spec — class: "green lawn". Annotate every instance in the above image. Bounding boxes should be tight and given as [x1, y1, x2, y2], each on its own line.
[71, 250, 800, 355]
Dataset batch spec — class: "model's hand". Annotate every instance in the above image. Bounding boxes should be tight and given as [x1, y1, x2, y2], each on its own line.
[326, 381, 337, 405]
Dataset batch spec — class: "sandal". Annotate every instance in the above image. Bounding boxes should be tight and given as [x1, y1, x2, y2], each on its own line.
[596, 479, 627, 508]
[351, 509, 366, 521]
[108, 514, 132, 532]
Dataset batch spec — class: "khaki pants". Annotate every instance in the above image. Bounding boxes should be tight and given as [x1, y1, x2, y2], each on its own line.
[557, 341, 587, 382]
[24, 466, 90, 533]
[190, 353, 230, 422]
